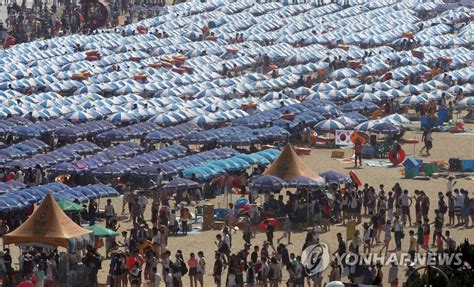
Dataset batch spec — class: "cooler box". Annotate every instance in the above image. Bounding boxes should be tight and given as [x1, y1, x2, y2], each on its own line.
[403, 156, 422, 179]
[461, 160, 474, 172]
[422, 163, 438, 176]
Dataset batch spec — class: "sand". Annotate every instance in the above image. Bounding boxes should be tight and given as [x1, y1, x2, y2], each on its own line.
[2, 122, 474, 286]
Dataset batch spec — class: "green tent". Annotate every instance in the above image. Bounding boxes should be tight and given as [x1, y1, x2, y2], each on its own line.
[57, 200, 85, 213]
[85, 225, 119, 237]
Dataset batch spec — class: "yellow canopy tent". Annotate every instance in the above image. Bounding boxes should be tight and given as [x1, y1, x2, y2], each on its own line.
[263, 144, 322, 181]
[3, 194, 92, 248]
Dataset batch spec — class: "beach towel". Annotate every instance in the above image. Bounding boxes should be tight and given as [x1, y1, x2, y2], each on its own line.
[364, 159, 393, 167]
[454, 132, 474, 136]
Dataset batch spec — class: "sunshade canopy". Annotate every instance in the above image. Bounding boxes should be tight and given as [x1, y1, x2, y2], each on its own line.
[3, 194, 92, 248]
[263, 144, 321, 181]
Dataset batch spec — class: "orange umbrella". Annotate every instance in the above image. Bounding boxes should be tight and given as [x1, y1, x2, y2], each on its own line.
[258, 218, 280, 231]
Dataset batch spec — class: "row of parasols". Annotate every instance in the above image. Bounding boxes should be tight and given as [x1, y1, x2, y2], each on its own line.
[0, 183, 119, 212]
[248, 170, 351, 193]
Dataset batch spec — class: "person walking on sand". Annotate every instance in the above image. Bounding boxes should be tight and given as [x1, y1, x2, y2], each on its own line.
[420, 128, 433, 156]
[380, 219, 392, 254]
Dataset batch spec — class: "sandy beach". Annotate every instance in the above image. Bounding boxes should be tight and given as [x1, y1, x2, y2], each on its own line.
[71, 122, 474, 286]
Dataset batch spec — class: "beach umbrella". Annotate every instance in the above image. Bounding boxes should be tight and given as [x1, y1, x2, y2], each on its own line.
[355, 84, 375, 94]
[54, 127, 85, 140]
[384, 113, 411, 124]
[384, 89, 405, 98]
[355, 120, 380, 131]
[417, 83, 435, 92]
[107, 112, 137, 124]
[340, 78, 360, 87]
[218, 134, 260, 146]
[234, 154, 270, 166]
[448, 85, 471, 94]
[57, 200, 85, 212]
[330, 68, 358, 79]
[312, 83, 336, 92]
[371, 82, 392, 91]
[369, 122, 401, 134]
[339, 102, 366, 112]
[402, 84, 422, 94]
[336, 116, 358, 128]
[93, 163, 131, 177]
[258, 217, 280, 231]
[319, 171, 351, 184]
[96, 130, 131, 142]
[313, 119, 345, 132]
[148, 114, 178, 127]
[163, 178, 199, 191]
[457, 97, 474, 107]
[287, 176, 324, 188]
[343, 112, 368, 123]
[66, 111, 92, 122]
[401, 95, 428, 106]
[10, 126, 41, 138]
[85, 225, 119, 237]
[384, 80, 404, 89]
[353, 94, 381, 103]
[249, 175, 287, 192]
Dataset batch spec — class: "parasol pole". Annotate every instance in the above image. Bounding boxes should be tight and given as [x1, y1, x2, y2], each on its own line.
[306, 189, 310, 228]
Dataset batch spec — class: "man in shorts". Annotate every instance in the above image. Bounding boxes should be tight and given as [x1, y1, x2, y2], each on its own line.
[399, 190, 412, 226]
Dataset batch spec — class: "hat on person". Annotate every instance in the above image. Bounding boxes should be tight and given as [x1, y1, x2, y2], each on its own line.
[438, 192, 444, 197]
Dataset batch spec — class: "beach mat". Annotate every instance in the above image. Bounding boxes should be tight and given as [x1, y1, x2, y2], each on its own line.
[364, 159, 393, 167]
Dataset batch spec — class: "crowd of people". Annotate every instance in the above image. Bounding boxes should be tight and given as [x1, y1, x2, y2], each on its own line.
[17, 171, 464, 287]
[0, 0, 173, 47]
[0, 124, 472, 286]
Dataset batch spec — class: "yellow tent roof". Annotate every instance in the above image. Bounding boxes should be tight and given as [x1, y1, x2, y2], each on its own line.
[263, 145, 322, 181]
[3, 194, 92, 248]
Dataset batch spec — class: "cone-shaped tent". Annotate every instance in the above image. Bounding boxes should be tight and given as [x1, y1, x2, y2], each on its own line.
[263, 145, 322, 181]
[3, 194, 93, 248]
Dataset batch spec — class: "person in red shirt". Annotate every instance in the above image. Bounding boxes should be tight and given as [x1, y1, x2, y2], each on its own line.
[6, 169, 15, 181]
[354, 138, 363, 168]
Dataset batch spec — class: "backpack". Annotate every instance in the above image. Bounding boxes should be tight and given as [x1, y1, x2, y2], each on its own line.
[180, 260, 188, 275]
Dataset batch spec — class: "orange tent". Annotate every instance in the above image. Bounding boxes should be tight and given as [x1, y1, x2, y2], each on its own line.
[263, 144, 322, 181]
[3, 194, 92, 248]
